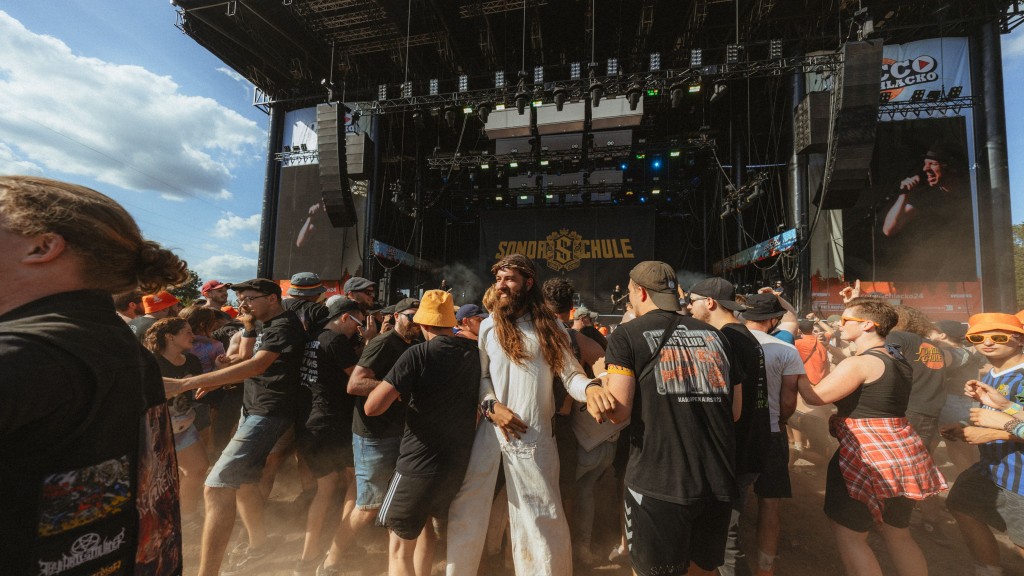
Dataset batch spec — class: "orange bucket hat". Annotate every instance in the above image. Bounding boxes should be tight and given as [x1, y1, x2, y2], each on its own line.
[966, 312, 1024, 336]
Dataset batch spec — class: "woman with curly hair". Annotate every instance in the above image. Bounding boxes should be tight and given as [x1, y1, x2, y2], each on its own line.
[145, 317, 210, 527]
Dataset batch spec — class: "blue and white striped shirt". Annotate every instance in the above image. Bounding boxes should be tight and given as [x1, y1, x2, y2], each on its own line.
[979, 362, 1024, 495]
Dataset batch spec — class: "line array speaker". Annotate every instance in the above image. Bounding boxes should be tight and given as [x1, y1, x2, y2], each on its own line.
[317, 103, 357, 227]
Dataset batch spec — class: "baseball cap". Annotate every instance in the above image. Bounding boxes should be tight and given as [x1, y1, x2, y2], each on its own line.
[414, 290, 456, 328]
[933, 320, 967, 341]
[220, 305, 239, 319]
[393, 297, 420, 314]
[344, 277, 376, 293]
[142, 291, 180, 315]
[327, 297, 361, 321]
[628, 261, 681, 312]
[740, 293, 786, 321]
[456, 304, 489, 322]
[688, 277, 746, 312]
[201, 279, 228, 294]
[966, 312, 1024, 336]
[288, 272, 327, 297]
[230, 278, 282, 298]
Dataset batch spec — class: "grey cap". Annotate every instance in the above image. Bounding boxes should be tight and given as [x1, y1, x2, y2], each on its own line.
[688, 277, 746, 312]
[288, 272, 327, 297]
[343, 276, 376, 293]
[327, 297, 361, 321]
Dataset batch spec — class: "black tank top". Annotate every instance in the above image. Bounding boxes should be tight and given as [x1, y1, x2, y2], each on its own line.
[834, 347, 914, 418]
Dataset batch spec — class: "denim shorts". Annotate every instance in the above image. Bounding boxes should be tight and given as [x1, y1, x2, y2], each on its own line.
[205, 413, 292, 489]
[173, 424, 201, 451]
[938, 393, 975, 426]
[353, 433, 401, 510]
[947, 462, 1024, 546]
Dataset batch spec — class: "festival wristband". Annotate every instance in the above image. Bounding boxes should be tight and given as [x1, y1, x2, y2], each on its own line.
[242, 329, 257, 338]
[1003, 418, 1023, 436]
[1004, 402, 1022, 416]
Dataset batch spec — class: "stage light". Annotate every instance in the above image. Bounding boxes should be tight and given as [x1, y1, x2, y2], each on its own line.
[726, 44, 744, 64]
[444, 108, 458, 129]
[770, 39, 783, 60]
[495, 70, 506, 88]
[620, 162, 628, 170]
[515, 91, 529, 115]
[625, 190, 634, 196]
[910, 89, 925, 102]
[880, 92, 892, 104]
[478, 102, 492, 123]
[690, 48, 702, 67]
[540, 160, 549, 166]
[494, 103, 506, 111]
[570, 62, 581, 80]
[459, 74, 469, 92]
[639, 196, 647, 204]
[635, 153, 646, 159]
[669, 150, 680, 157]
[948, 86, 963, 98]
[481, 163, 490, 169]
[652, 189, 661, 195]
[429, 78, 439, 95]
[495, 195, 503, 201]
[545, 194, 554, 199]
[688, 83, 701, 93]
[510, 161, 519, 168]
[534, 66, 544, 84]
[669, 84, 685, 108]
[607, 58, 618, 76]
[649, 52, 661, 71]
[519, 195, 529, 200]
[300, 143, 308, 151]
[378, 84, 388, 100]
[926, 90, 942, 101]
[402, 81, 412, 98]
[532, 98, 544, 107]
[589, 82, 604, 107]
[462, 105, 473, 114]
[553, 88, 569, 111]
[626, 83, 643, 111]
[652, 159, 662, 170]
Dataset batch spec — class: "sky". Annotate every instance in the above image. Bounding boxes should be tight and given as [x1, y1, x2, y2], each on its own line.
[0, 4, 1022, 287]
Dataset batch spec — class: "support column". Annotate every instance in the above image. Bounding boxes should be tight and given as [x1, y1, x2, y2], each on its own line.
[788, 56, 810, 311]
[363, 111, 382, 280]
[971, 21, 1016, 310]
[257, 104, 284, 279]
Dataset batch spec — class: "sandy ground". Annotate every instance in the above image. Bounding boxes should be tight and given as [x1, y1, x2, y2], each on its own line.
[181, 441, 1024, 575]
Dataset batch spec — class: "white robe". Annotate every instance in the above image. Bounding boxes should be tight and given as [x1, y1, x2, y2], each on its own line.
[446, 314, 593, 576]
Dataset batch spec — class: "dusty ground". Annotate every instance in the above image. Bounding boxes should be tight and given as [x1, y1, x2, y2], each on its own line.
[182, 441, 1024, 575]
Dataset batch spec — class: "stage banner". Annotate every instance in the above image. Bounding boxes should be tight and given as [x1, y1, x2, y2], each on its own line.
[480, 207, 655, 314]
[881, 37, 971, 106]
[810, 276, 981, 322]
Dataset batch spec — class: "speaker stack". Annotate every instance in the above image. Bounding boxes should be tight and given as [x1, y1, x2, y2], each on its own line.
[316, 103, 358, 227]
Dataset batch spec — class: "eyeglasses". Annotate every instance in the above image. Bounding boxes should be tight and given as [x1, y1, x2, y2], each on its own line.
[966, 333, 1013, 344]
[401, 312, 417, 323]
[840, 315, 874, 326]
[238, 294, 273, 305]
[686, 295, 709, 305]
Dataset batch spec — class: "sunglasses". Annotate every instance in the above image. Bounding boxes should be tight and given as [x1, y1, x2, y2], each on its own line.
[401, 312, 417, 323]
[966, 333, 1013, 344]
[840, 315, 874, 326]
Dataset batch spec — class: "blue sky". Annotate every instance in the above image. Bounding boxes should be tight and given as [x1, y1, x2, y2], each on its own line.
[0, 4, 1021, 287]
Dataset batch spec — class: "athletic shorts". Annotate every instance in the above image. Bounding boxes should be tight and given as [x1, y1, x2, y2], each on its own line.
[823, 453, 915, 532]
[205, 413, 292, 489]
[376, 469, 465, 540]
[353, 433, 401, 509]
[625, 486, 732, 575]
[947, 462, 1024, 546]
[753, 432, 792, 499]
[298, 425, 353, 478]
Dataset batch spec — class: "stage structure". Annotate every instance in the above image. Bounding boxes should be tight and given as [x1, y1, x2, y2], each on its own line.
[174, 0, 1022, 313]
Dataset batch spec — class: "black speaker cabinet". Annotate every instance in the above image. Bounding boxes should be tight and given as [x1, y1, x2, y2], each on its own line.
[317, 103, 357, 227]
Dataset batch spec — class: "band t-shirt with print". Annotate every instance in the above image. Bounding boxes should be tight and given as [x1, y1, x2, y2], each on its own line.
[605, 309, 739, 504]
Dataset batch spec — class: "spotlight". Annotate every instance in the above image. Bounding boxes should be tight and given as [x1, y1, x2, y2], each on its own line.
[570, 62, 581, 80]
[880, 92, 892, 104]
[769, 39, 783, 60]
[626, 83, 642, 111]
[690, 48, 702, 67]
[607, 58, 618, 76]
[669, 83, 685, 108]
[459, 74, 469, 92]
[515, 90, 530, 115]
[926, 89, 942, 101]
[649, 52, 661, 71]
[652, 159, 662, 170]
[910, 89, 925, 102]
[553, 88, 569, 111]
[948, 86, 963, 98]
[726, 44, 744, 64]
[477, 102, 492, 123]
[589, 82, 605, 107]
[534, 66, 544, 84]
[402, 81, 412, 98]
[495, 70, 506, 88]
[377, 84, 388, 100]
[428, 78, 439, 96]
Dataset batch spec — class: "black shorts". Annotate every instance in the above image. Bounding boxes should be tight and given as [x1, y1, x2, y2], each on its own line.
[753, 432, 792, 499]
[297, 425, 353, 478]
[907, 411, 939, 454]
[823, 453, 915, 532]
[947, 462, 1024, 546]
[625, 486, 732, 575]
[376, 470, 463, 540]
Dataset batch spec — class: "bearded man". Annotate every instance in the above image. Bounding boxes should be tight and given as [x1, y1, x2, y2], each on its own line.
[445, 254, 615, 576]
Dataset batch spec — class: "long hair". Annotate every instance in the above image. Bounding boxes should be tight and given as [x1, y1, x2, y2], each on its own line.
[491, 255, 571, 374]
[144, 317, 189, 354]
[180, 305, 220, 337]
[893, 305, 936, 338]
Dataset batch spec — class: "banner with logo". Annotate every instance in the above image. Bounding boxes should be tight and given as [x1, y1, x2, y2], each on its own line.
[809, 276, 981, 322]
[480, 207, 655, 313]
[880, 38, 971, 106]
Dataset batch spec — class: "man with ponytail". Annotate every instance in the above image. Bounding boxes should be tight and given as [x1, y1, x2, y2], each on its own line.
[0, 176, 188, 575]
[446, 254, 616, 576]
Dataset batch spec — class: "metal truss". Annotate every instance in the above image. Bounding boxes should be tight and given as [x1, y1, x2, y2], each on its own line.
[458, 0, 549, 18]
[1003, 1, 1024, 32]
[877, 96, 976, 120]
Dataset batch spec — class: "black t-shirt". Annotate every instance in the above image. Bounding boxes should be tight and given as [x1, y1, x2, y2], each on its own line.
[580, 325, 608, 350]
[244, 310, 308, 418]
[302, 329, 361, 431]
[0, 290, 182, 575]
[212, 319, 243, 350]
[721, 323, 771, 475]
[384, 335, 481, 476]
[128, 314, 158, 342]
[604, 309, 739, 504]
[283, 298, 330, 337]
[886, 331, 946, 417]
[156, 353, 204, 432]
[353, 330, 415, 438]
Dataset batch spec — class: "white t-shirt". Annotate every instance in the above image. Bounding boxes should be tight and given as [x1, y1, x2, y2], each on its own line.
[751, 329, 805, 432]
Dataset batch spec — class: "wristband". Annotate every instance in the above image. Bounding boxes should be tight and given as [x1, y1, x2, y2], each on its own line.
[585, 379, 603, 391]
[480, 399, 497, 423]
[242, 329, 257, 338]
[1004, 402, 1022, 416]
[1003, 418, 1023, 436]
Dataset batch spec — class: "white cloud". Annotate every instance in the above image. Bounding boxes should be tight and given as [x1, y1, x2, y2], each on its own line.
[0, 142, 43, 175]
[213, 212, 261, 238]
[242, 241, 260, 253]
[0, 12, 263, 200]
[192, 253, 258, 285]
[216, 67, 247, 84]
[1003, 32, 1024, 59]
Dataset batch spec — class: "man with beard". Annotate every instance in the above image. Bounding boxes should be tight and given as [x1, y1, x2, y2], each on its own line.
[445, 254, 614, 576]
[202, 279, 230, 310]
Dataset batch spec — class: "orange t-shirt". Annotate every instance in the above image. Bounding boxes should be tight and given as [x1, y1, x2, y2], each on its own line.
[795, 334, 829, 384]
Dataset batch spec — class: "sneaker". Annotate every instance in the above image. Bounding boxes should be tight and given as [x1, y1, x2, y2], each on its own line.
[222, 535, 281, 576]
[608, 543, 628, 564]
[316, 559, 342, 576]
[293, 557, 321, 576]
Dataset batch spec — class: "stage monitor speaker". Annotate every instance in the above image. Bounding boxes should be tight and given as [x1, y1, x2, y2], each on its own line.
[317, 103, 357, 227]
[814, 39, 883, 210]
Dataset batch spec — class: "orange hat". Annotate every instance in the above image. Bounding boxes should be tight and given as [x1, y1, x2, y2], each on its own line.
[1017, 310, 1024, 325]
[412, 290, 456, 328]
[142, 291, 180, 315]
[966, 312, 1024, 336]
[221, 305, 239, 319]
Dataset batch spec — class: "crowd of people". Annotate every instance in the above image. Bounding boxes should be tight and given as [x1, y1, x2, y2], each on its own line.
[3, 175, 1024, 576]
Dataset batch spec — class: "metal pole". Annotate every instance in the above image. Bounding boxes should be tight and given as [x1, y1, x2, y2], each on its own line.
[971, 21, 1016, 310]
[257, 103, 284, 278]
[363, 112, 382, 280]
[788, 52, 809, 311]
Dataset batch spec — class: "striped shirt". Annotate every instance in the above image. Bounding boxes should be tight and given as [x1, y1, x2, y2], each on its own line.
[979, 362, 1024, 495]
